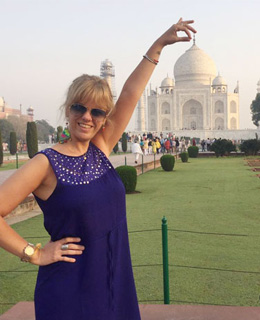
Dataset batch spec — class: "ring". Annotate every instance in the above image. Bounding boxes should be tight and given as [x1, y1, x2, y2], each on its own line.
[61, 244, 69, 250]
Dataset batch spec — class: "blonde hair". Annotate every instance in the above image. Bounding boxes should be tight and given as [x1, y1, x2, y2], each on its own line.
[61, 74, 114, 117]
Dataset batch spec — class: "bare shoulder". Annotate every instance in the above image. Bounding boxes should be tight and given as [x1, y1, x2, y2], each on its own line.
[0, 153, 52, 216]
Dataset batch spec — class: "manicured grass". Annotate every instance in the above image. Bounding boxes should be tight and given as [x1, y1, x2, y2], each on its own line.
[0, 156, 259, 314]
[127, 157, 260, 306]
[0, 161, 27, 171]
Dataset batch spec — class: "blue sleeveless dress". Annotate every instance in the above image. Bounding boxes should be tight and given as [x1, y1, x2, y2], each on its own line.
[33, 143, 141, 320]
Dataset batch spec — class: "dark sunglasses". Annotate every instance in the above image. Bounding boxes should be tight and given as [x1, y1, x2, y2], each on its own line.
[70, 103, 107, 120]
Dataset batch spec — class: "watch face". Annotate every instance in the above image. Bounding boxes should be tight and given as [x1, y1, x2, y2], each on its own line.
[25, 246, 34, 256]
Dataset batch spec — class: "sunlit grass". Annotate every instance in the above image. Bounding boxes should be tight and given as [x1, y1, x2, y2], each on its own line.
[0, 156, 260, 314]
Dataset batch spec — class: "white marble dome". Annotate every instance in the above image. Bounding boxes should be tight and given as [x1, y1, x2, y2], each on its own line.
[174, 44, 217, 86]
[213, 74, 227, 86]
[160, 76, 174, 87]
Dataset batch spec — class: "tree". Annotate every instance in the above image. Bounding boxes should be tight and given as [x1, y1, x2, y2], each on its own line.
[9, 132, 17, 155]
[26, 122, 38, 158]
[113, 142, 119, 154]
[36, 119, 55, 143]
[7, 115, 27, 142]
[0, 130, 3, 165]
[0, 119, 14, 144]
[250, 93, 260, 127]
[121, 132, 128, 152]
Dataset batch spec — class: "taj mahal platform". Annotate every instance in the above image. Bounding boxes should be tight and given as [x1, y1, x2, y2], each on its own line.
[131, 128, 260, 141]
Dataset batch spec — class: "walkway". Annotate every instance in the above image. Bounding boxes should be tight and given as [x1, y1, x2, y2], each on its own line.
[0, 301, 259, 320]
[0, 153, 162, 185]
[2, 152, 163, 225]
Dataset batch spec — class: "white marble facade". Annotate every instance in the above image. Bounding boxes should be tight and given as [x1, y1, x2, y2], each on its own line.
[146, 41, 240, 133]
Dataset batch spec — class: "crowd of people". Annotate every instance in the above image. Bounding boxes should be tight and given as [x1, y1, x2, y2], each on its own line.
[2, 140, 27, 153]
[129, 132, 240, 160]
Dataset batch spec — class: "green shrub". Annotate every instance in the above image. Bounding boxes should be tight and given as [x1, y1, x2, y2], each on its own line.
[188, 146, 199, 158]
[160, 154, 175, 171]
[115, 165, 137, 193]
[239, 139, 260, 156]
[9, 131, 17, 155]
[121, 132, 128, 152]
[113, 142, 119, 153]
[210, 138, 236, 157]
[57, 126, 63, 143]
[0, 130, 3, 166]
[26, 122, 38, 158]
[180, 152, 189, 162]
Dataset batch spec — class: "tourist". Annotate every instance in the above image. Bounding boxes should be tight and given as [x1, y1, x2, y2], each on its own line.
[164, 138, 171, 153]
[206, 138, 211, 151]
[201, 139, 206, 151]
[156, 138, 161, 154]
[143, 139, 149, 156]
[0, 18, 196, 320]
[132, 139, 143, 164]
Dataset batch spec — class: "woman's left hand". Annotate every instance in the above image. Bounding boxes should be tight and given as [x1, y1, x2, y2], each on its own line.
[157, 17, 197, 47]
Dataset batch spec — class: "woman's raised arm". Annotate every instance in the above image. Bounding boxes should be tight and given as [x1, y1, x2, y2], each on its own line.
[98, 18, 196, 154]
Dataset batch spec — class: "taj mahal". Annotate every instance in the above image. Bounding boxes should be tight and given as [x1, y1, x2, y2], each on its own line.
[134, 39, 259, 140]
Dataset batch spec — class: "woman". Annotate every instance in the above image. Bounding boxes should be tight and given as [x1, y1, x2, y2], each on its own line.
[0, 18, 196, 320]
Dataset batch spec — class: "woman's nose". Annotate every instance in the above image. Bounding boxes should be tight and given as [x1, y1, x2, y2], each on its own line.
[82, 109, 93, 120]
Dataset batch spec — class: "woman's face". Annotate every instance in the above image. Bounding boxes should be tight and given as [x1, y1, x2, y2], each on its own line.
[67, 102, 107, 143]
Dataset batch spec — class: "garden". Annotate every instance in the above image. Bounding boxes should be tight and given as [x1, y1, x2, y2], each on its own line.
[0, 156, 260, 315]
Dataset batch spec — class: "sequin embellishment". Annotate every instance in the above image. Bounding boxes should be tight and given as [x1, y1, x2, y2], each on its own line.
[39, 143, 112, 186]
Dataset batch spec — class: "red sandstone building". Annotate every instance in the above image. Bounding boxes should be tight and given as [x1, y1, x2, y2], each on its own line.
[0, 96, 34, 122]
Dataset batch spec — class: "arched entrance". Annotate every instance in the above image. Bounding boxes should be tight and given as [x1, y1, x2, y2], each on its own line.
[182, 99, 203, 129]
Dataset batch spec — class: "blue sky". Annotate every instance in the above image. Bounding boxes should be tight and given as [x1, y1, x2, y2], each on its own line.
[0, 0, 259, 129]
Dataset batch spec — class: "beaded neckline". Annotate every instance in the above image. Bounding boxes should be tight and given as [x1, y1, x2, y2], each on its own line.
[39, 143, 113, 186]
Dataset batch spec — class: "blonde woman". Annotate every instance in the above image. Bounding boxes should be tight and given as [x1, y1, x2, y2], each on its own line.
[0, 18, 196, 320]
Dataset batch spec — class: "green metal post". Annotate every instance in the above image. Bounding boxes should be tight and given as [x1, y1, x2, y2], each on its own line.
[125, 156, 127, 166]
[16, 152, 18, 169]
[162, 216, 170, 304]
[142, 155, 144, 174]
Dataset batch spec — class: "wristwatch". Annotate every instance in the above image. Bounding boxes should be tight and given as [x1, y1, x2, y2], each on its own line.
[21, 243, 36, 262]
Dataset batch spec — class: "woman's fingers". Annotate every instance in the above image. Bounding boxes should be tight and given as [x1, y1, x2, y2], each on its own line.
[61, 237, 81, 245]
[59, 238, 85, 262]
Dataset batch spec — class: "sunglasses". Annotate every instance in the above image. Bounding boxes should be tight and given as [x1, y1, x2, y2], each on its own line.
[70, 103, 107, 120]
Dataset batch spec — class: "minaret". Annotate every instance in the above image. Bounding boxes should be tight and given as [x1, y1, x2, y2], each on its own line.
[257, 79, 260, 94]
[135, 90, 146, 132]
[100, 59, 117, 103]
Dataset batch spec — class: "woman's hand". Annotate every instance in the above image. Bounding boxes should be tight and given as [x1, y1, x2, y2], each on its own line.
[156, 17, 197, 47]
[30, 237, 85, 266]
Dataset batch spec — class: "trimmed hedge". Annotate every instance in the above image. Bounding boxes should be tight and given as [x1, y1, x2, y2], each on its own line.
[115, 165, 137, 193]
[121, 132, 128, 152]
[239, 139, 260, 156]
[210, 138, 236, 157]
[180, 152, 189, 163]
[160, 154, 175, 171]
[57, 126, 63, 143]
[113, 142, 119, 153]
[0, 130, 3, 165]
[26, 122, 38, 158]
[188, 146, 199, 158]
[10, 131, 17, 155]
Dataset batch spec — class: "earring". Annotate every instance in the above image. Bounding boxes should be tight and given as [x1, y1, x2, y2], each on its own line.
[59, 122, 71, 144]
[102, 124, 105, 131]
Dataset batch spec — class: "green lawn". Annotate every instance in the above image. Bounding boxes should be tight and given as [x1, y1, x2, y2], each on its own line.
[0, 156, 260, 314]
[0, 161, 27, 171]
